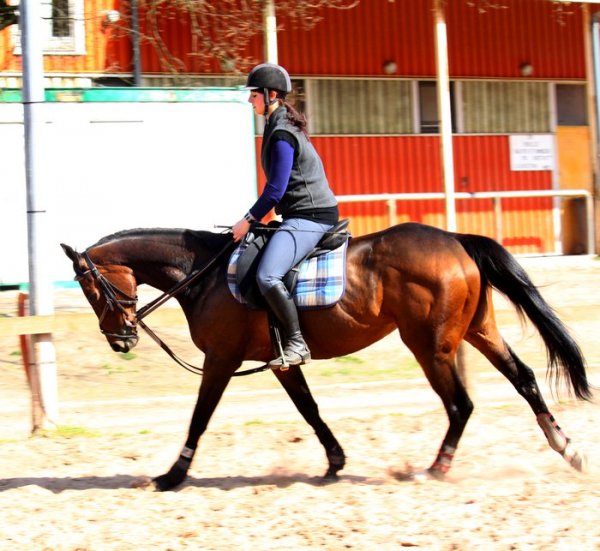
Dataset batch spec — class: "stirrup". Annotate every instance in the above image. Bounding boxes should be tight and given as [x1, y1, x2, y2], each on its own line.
[268, 349, 311, 370]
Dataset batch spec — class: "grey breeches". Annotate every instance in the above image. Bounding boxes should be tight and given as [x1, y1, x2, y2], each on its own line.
[256, 217, 334, 294]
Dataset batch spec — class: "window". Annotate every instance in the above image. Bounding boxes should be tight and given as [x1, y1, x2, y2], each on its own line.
[418, 81, 457, 134]
[51, 0, 70, 38]
[310, 79, 413, 135]
[556, 84, 587, 126]
[11, 0, 85, 55]
[461, 81, 550, 133]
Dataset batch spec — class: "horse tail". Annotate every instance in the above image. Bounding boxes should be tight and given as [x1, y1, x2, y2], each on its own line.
[456, 233, 592, 401]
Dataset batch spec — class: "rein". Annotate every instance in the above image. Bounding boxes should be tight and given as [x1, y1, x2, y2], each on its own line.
[82, 238, 271, 377]
[132, 238, 272, 378]
[136, 239, 235, 322]
[214, 224, 344, 235]
[137, 320, 271, 377]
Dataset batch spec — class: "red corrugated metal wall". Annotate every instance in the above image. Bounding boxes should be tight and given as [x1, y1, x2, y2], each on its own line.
[0, 1, 584, 80]
[0, 0, 585, 252]
[277, 0, 434, 77]
[276, 0, 585, 79]
[25, 0, 577, 79]
[258, 136, 552, 199]
[446, 0, 585, 79]
[125, 0, 585, 79]
[256, 135, 554, 245]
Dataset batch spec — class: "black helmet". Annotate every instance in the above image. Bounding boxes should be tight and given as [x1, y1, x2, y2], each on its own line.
[245, 63, 292, 95]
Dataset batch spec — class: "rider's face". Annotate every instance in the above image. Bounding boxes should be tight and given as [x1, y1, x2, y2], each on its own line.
[248, 91, 265, 116]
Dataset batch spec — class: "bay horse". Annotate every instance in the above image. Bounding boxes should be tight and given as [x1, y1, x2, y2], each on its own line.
[61, 222, 593, 491]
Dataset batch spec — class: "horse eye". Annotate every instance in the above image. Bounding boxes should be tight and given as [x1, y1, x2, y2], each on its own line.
[81, 283, 101, 303]
[90, 289, 101, 303]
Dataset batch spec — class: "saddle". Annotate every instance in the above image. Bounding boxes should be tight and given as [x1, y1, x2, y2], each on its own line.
[228, 219, 350, 309]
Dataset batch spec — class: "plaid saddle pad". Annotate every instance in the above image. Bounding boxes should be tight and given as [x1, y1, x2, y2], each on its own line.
[227, 240, 348, 310]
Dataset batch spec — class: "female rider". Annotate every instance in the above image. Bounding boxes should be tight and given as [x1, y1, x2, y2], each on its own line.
[231, 63, 339, 368]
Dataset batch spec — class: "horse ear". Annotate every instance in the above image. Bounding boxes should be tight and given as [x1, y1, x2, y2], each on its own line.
[61, 243, 79, 261]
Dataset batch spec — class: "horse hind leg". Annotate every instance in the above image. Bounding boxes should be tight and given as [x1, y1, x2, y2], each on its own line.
[504, 344, 587, 472]
[465, 327, 587, 473]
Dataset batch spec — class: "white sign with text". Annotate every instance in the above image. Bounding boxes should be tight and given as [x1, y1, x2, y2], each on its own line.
[509, 134, 555, 171]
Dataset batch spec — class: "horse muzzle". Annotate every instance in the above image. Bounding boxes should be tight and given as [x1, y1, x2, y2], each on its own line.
[107, 334, 139, 353]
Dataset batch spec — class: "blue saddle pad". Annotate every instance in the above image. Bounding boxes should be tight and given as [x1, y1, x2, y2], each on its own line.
[227, 240, 348, 310]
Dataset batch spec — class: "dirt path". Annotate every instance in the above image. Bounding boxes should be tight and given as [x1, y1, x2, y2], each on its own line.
[0, 255, 599, 550]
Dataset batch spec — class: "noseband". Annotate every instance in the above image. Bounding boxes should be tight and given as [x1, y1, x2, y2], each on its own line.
[77, 252, 138, 339]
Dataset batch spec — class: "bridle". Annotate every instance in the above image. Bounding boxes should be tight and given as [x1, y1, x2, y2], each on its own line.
[77, 240, 271, 377]
[77, 252, 138, 339]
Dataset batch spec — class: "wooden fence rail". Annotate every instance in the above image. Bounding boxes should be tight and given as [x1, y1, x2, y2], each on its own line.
[0, 309, 187, 337]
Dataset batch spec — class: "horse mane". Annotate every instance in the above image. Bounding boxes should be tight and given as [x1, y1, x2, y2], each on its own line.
[92, 228, 232, 253]
[182, 229, 233, 252]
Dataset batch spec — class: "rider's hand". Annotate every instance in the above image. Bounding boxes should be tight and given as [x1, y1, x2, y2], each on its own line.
[232, 218, 251, 242]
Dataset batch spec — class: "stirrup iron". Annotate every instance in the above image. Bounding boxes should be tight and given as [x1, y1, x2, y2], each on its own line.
[271, 324, 290, 371]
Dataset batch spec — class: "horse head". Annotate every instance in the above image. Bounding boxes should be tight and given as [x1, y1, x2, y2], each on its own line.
[61, 243, 140, 353]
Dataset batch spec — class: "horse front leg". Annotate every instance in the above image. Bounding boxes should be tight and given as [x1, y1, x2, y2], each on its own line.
[426, 364, 474, 479]
[152, 357, 237, 491]
[408, 340, 474, 479]
[272, 365, 346, 481]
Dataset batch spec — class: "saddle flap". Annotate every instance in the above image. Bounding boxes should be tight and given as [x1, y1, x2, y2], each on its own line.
[235, 223, 281, 307]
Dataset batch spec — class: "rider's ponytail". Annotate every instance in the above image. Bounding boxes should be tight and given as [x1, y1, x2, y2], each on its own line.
[276, 96, 309, 138]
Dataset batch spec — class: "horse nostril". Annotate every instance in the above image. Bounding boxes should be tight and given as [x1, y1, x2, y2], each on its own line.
[110, 342, 125, 352]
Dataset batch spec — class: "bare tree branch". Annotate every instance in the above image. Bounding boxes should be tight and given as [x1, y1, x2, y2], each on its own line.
[114, 0, 361, 75]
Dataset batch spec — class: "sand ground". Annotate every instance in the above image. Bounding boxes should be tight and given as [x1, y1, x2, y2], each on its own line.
[0, 255, 599, 550]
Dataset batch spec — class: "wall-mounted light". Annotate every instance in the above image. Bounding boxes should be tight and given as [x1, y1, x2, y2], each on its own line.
[383, 60, 398, 75]
[101, 10, 120, 29]
[520, 62, 533, 77]
[101, 10, 120, 32]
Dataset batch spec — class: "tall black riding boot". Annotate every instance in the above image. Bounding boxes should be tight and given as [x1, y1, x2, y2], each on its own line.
[263, 282, 311, 367]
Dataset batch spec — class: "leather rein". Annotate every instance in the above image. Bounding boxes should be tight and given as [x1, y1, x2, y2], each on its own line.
[81, 240, 272, 378]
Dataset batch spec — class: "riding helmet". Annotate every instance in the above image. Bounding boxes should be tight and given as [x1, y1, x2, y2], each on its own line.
[245, 63, 292, 95]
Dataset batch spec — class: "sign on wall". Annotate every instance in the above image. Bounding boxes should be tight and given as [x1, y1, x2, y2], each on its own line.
[509, 134, 555, 171]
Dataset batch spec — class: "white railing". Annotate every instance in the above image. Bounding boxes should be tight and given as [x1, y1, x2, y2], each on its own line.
[337, 189, 595, 255]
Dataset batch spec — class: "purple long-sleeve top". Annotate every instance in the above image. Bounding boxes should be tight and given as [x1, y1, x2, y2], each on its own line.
[248, 137, 295, 221]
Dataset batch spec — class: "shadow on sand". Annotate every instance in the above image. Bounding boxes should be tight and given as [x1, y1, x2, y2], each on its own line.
[0, 471, 392, 493]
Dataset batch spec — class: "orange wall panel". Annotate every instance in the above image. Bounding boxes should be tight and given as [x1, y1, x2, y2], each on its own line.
[0, 0, 124, 74]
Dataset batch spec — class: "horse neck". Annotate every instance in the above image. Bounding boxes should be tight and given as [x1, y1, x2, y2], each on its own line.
[91, 235, 199, 293]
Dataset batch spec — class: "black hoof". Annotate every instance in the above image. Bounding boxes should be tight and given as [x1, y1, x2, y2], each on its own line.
[152, 474, 176, 492]
[152, 468, 187, 491]
[320, 468, 340, 484]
